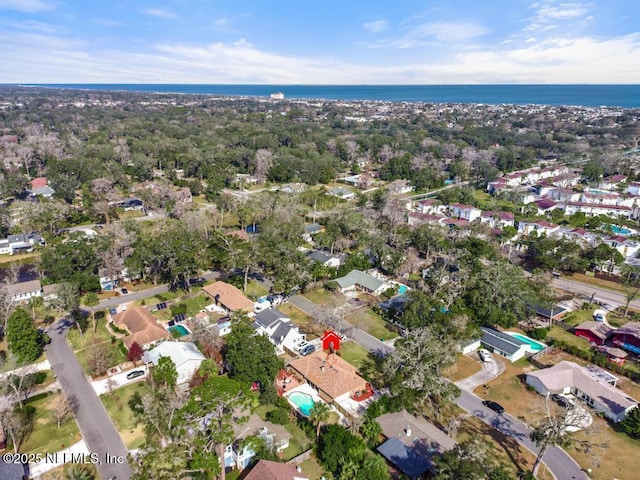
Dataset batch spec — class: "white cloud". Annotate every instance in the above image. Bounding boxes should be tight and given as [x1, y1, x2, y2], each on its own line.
[527, 1, 593, 31]
[140, 8, 176, 19]
[369, 20, 490, 49]
[1, 28, 639, 85]
[0, 0, 55, 13]
[6, 19, 63, 34]
[364, 20, 388, 33]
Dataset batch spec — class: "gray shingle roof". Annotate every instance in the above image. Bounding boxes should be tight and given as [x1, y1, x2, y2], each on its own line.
[254, 308, 290, 329]
[335, 269, 386, 292]
[480, 327, 527, 356]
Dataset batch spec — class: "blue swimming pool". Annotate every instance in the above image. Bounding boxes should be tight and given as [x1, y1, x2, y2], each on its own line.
[168, 325, 190, 337]
[398, 285, 408, 295]
[288, 392, 316, 416]
[507, 332, 546, 352]
[609, 224, 634, 235]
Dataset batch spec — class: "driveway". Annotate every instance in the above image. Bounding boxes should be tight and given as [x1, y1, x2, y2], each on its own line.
[455, 355, 506, 392]
[92, 366, 148, 396]
[45, 318, 132, 480]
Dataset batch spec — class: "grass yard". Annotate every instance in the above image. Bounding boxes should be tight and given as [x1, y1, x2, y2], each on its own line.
[346, 308, 398, 340]
[282, 422, 313, 461]
[66, 317, 113, 352]
[101, 382, 151, 449]
[337, 341, 371, 371]
[298, 457, 325, 480]
[0, 251, 40, 264]
[21, 392, 82, 455]
[74, 335, 127, 377]
[560, 306, 598, 327]
[546, 325, 592, 350]
[445, 353, 483, 382]
[245, 280, 269, 300]
[278, 304, 321, 336]
[303, 289, 346, 307]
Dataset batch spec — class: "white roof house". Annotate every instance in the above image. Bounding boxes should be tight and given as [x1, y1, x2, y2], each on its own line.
[142, 341, 206, 385]
[253, 308, 306, 355]
[334, 269, 391, 296]
[525, 361, 638, 423]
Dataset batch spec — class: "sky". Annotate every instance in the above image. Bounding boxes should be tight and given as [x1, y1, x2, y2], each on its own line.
[0, 0, 639, 84]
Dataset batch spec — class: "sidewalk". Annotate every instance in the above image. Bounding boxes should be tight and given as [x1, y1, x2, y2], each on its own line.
[0, 359, 51, 380]
[30, 440, 90, 478]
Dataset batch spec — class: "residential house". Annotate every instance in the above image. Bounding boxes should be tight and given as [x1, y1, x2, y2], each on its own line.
[600, 174, 627, 191]
[448, 203, 481, 222]
[0, 233, 45, 255]
[202, 281, 254, 315]
[376, 409, 456, 479]
[525, 361, 638, 422]
[610, 322, 640, 355]
[113, 307, 171, 350]
[328, 187, 356, 200]
[307, 249, 345, 268]
[517, 220, 560, 237]
[242, 460, 309, 480]
[480, 327, 532, 362]
[288, 351, 369, 404]
[480, 211, 515, 229]
[253, 308, 306, 355]
[28, 177, 55, 197]
[302, 223, 323, 243]
[6, 279, 43, 304]
[563, 202, 632, 219]
[415, 198, 442, 215]
[602, 236, 640, 259]
[334, 269, 391, 296]
[573, 321, 613, 345]
[42, 284, 60, 303]
[386, 179, 414, 195]
[580, 192, 620, 206]
[213, 316, 232, 337]
[142, 341, 205, 385]
[534, 199, 558, 215]
[279, 183, 306, 194]
[547, 188, 581, 203]
[626, 181, 640, 195]
[223, 414, 291, 470]
[174, 187, 193, 204]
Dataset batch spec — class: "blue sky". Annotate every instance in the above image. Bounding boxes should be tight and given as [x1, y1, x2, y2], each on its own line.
[1, 0, 638, 84]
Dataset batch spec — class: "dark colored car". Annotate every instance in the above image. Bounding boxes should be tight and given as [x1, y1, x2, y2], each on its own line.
[551, 394, 573, 408]
[300, 344, 316, 356]
[126, 370, 145, 380]
[109, 308, 117, 316]
[121, 288, 129, 294]
[482, 400, 505, 413]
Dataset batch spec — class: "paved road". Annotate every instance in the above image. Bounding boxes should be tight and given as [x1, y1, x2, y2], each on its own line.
[46, 319, 132, 480]
[288, 293, 586, 479]
[454, 355, 505, 392]
[457, 390, 587, 480]
[552, 276, 640, 310]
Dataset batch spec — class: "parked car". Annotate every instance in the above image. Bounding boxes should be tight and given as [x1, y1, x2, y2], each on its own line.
[295, 341, 311, 352]
[121, 288, 129, 295]
[478, 349, 492, 362]
[299, 344, 316, 356]
[551, 394, 574, 409]
[594, 312, 605, 322]
[482, 400, 505, 413]
[126, 370, 145, 380]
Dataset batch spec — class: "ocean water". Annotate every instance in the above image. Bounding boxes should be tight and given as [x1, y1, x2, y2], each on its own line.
[13, 84, 640, 108]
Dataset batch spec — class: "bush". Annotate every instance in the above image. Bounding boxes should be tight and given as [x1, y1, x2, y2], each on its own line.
[530, 327, 549, 341]
[266, 408, 290, 425]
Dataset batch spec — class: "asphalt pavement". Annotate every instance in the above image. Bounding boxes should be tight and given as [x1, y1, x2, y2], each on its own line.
[46, 319, 132, 480]
[552, 276, 640, 310]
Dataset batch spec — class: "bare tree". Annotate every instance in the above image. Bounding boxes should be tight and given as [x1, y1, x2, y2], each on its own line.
[253, 149, 273, 183]
[52, 393, 78, 428]
[530, 398, 608, 477]
[85, 338, 114, 377]
[0, 397, 34, 453]
[0, 284, 16, 333]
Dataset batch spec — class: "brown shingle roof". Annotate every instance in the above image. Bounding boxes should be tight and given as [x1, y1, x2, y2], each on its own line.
[288, 351, 367, 400]
[242, 460, 308, 480]
[113, 307, 170, 349]
[377, 409, 456, 451]
[574, 321, 613, 341]
[202, 281, 254, 312]
[6, 279, 42, 297]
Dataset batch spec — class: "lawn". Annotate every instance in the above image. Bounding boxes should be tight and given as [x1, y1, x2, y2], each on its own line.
[346, 308, 398, 340]
[21, 392, 82, 455]
[546, 325, 592, 350]
[245, 280, 269, 300]
[337, 342, 370, 371]
[0, 251, 40, 264]
[282, 422, 313, 461]
[303, 289, 346, 307]
[66, 316, 113, 352]
[74, 335, 127, 377]
[298, 457, 326, 480]
[278, 304, 321, 336]
[101, 381, 151, 449]
[445, 353, 482, 382]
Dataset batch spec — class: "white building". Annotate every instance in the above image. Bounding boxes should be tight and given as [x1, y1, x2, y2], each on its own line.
[517, 220, 561, 237]
[449, 204, 482, 222]
[6, 279, 43, 304]
[142, 341, 206, 385]
[563, 202, 632, 219]
[252, 309, 306, 355]
[525, 361, 638, 423]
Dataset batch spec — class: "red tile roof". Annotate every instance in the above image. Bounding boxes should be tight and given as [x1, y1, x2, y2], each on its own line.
[243, 460, 308, 480]
[30, 177, 48, 188]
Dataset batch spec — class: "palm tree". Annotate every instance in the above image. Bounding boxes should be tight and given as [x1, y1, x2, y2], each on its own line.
[65, 466, 95, 480]
[309, 401, 331, 439]
[83, 292, 100, 333]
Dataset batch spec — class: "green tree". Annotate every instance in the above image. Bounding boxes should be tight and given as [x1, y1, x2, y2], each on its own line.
[435, 436, 515, 480]
[360, 418, 382, 447]
[309, 401, 331, 438]
[6, 308, 43, 364]
[621, 405, 640, 439]
[224, 319, 283, 391]
[83, 292, 100, 333]
[152, 356, 178, 391]
[40, 234, 101, 292]
[316, 424, 366, 476]
[65, 465, 95, 480]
